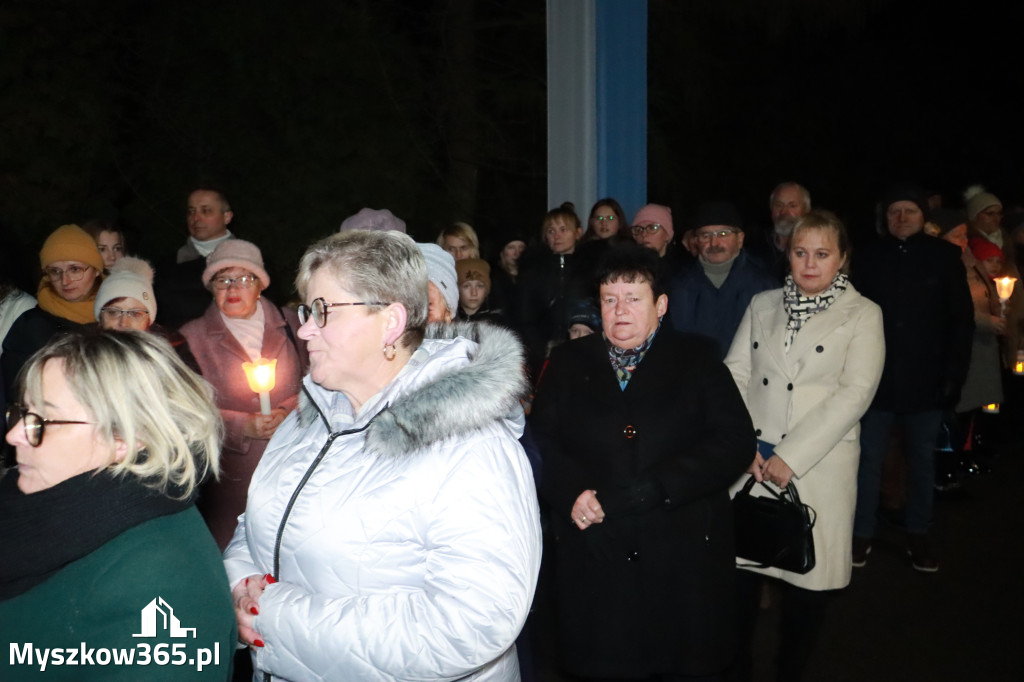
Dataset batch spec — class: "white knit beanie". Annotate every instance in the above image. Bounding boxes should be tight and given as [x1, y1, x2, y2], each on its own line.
[94, 257, 157, 321]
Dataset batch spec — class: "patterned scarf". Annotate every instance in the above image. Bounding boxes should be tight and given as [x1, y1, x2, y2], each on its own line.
[783, 273, 849, 351]
[605, 321, 660, 390]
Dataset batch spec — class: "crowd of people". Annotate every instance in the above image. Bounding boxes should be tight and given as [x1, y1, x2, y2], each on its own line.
[0, 179, 1018, 681]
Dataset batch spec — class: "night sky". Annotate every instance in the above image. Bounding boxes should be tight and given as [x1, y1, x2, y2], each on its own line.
[3, 0, 1022, 287]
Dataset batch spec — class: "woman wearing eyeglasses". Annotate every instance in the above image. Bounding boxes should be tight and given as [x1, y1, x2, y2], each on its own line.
[224, 230, 540, 681]
[180, 240, 306, 550]
[93, 256, 201, 375]
[2, 224, 105, 402]
[0, 330, 236, 680]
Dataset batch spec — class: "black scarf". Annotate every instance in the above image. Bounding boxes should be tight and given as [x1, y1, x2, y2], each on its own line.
[0, 468, 193, 601]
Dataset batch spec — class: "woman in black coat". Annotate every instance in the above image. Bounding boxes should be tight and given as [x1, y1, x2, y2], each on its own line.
[530, 244, 754, 680]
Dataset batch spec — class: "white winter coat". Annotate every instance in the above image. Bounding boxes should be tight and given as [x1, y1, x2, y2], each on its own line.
[224, 323, 542, 681]
[725, 284, 885, 590]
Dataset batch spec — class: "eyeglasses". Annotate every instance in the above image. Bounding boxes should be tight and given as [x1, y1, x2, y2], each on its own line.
[6, 404, 92, 447]
[696, 229, 738, 242]
[631, 224, 663, 236]
[44, 264, 92, 282]
[211, 274, 259, 290]
[100, 308, 149, 321]
[297, 297, 389, 328]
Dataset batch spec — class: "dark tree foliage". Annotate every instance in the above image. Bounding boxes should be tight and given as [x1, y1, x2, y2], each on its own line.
[1, 0, 546, 293]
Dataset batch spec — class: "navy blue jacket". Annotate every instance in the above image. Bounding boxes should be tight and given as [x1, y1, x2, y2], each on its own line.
[667, 250, 776, 358]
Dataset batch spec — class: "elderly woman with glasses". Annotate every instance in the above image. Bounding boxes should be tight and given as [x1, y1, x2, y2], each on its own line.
[0, 330, 236, 679]
[224, 230, 540, 681]
[2, 225, 106, 403]
[180, 240, 306, 550]
[530, 243, 753, 680]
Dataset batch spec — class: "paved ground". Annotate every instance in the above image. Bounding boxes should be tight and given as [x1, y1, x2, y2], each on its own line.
[534, 448, 1023, 682]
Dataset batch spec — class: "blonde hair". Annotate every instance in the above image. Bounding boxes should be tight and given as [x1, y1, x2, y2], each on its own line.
[19, 330, 222, 498]
[436, 222, 481, 259]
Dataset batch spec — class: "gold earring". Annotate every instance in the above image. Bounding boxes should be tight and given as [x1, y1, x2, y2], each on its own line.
[384, 343, 397, 361]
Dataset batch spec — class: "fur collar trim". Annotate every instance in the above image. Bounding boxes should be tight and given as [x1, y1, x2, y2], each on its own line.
[298, 321, 527, 458]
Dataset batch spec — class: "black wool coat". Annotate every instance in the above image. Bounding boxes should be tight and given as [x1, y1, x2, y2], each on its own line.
[852, 231, 974, 411]
[530, 330, 754, 678]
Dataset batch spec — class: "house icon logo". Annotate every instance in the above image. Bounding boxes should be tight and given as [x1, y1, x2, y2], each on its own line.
[132, 597, 196, 638]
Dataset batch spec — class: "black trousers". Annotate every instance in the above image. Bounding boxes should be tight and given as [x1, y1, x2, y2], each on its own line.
[732, 571, 833, 682]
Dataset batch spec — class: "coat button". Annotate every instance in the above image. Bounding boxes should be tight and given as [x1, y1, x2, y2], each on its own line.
[781, 433, 786, 439]
[623, 425, 637, 439]
[787, 383, 793, 391]
[816, 345, 824, 353]
[755, 428, 762, 436]
[762, 378, 769, 385]
[753, 341, 759, 349]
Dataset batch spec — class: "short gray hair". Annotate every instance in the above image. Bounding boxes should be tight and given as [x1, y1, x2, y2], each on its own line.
[18, 330, 222, 499]
[296, 229, 429, 350]
[769, 182, 811, 212]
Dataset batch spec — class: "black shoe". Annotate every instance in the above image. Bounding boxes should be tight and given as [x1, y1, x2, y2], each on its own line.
[852, 537, 872, 568]
[907, 533, 939, 573]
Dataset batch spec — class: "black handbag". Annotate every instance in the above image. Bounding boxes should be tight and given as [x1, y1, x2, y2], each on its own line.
[733, 475, 817, 574]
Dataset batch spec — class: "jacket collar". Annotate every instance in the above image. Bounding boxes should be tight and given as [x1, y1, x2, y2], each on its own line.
[298, 321, 527, 458]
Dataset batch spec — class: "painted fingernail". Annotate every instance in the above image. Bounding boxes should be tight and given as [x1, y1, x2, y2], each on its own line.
[253, 639, 264, 648]
[250, 607, 259, 615]
[264, 573, 277, 584]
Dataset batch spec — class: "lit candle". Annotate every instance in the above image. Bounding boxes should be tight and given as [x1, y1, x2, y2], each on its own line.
[1016, 351, 1024, 376]
[982, 403, 1000, 414]
[994, 276, 1017, 301]
[242, 358, 278, 415]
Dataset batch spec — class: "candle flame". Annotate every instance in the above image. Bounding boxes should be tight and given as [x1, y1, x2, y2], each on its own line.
[994, 276, 1017, 301]
[242, 358, 278, 393]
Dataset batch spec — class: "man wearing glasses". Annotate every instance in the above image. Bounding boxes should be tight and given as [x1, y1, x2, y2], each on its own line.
[667, 202, 775, 358]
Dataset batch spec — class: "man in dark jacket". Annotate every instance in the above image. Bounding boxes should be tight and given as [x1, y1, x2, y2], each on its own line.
[153, 185, 237, 328]
[851, 187, 974, 572]
[667, 202, 776, 358]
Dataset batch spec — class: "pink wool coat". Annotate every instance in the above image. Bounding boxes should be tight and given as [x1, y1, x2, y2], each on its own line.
[180, 298, 307, 549]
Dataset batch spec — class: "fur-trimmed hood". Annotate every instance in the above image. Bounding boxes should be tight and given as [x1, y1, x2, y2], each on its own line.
[297, 321, 528, 458]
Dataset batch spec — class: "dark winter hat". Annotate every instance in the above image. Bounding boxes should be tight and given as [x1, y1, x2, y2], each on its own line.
[882, 185, 928, 215]
[692, 202, 742, 231]
[565, 297, 602, 332]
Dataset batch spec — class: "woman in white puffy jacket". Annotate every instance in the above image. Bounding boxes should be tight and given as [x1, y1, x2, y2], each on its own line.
[224, 229, 542, 682]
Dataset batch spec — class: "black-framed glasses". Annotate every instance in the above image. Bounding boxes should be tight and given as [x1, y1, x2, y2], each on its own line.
[44, 264, 92, 282]
[695, 229, 738, 242]
[297, 297, 389, 328]
[631, 224, 663, 235]
[100, 307, 150, 321]
[5, 404, 92, 447]
[210, 274, 259, 290]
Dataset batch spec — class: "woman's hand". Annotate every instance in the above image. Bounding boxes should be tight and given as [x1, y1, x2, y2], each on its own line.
[763, 456, 794, 489]
[243, 409, 288, 440]
[747, 452, 766, 482]
[990, 315, 1007, 335]
[232, 574, 269, 647]
[571, 489, 605, 530]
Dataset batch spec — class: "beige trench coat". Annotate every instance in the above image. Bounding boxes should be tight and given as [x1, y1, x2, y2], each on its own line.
[725, 283, 885, 590]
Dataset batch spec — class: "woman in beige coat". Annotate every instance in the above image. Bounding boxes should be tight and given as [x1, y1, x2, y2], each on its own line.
[725, 211, 885, 681]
